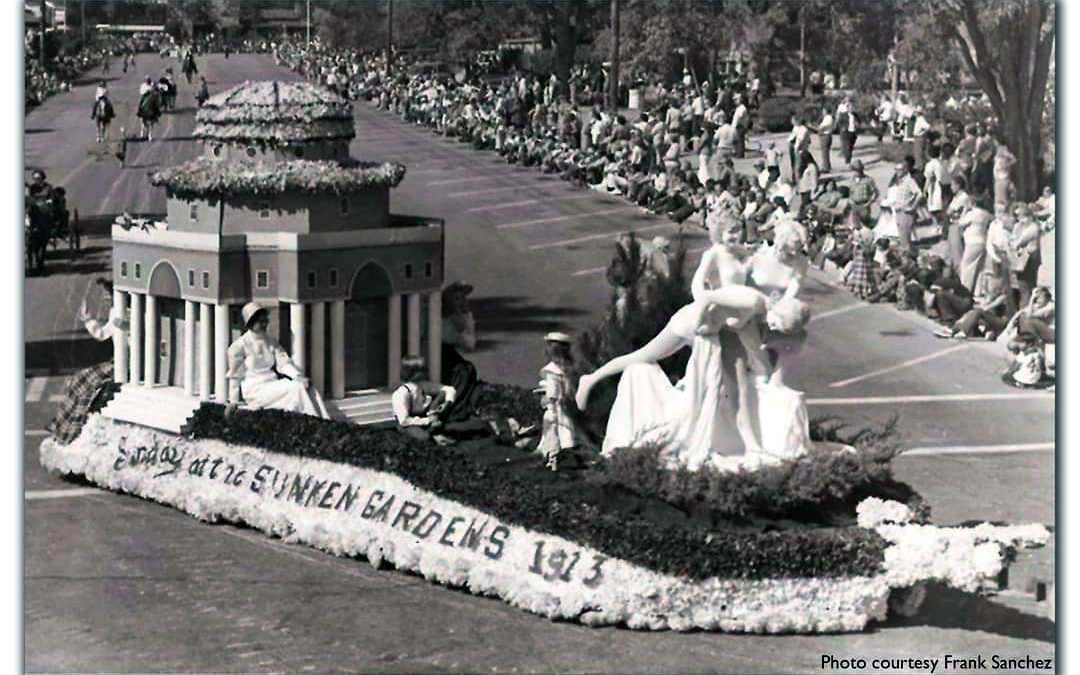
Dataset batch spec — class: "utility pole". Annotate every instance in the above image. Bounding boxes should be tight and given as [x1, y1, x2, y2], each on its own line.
[306, 0, 311, 47]
[798, 3, 806, 98]
[39, 0, 47, 69]
[607, 0, 620, 111]
[80, 0, 86, 45]
[386, 0, 393, 77]
[890, 32, 900, 105]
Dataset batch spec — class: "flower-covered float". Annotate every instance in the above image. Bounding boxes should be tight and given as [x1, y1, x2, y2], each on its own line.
[41, 81, 1050, 635]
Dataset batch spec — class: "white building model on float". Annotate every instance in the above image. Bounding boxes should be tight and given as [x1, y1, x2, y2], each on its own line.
[103, 80, 445, 431]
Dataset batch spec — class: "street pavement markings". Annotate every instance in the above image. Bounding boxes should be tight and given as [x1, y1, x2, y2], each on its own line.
[448, 184, 533, 198]
[466, 193, 597, 212]
[807, 392, 1054, 405]
[25, 377, 46, 402]
[24, 430, 50, 437]
[25, 488, 104, 501]
[427, 175, 510, 187]
[904, 442, 1053, 456]
[570, 240, 709, 276]
[497, 206, 641, 230]
[529, 222, 680, 250]
[828, 344, 969, 388]
[808, 301, 871, 323]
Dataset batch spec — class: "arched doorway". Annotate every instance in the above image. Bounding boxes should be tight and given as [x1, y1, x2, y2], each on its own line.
[148, 262, 184, 387]
[344, 263, 391, 391]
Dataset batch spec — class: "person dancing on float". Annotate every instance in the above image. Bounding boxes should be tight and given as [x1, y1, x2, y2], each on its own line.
[576, 212, 771, 464]
[575, 219, 813, 468]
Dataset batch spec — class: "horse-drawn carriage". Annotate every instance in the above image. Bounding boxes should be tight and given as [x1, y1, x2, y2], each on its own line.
[25, 173, 80, 275]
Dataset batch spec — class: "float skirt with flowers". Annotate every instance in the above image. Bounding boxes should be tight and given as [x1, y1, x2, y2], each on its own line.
[40, 411, 1050, 634]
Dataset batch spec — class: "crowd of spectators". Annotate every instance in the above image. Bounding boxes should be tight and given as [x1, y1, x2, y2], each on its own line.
[274, 40, 1055, 388]
[24, 32, 156, 108]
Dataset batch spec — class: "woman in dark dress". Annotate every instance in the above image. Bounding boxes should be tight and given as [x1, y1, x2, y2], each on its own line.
[440, 281, 481, 422]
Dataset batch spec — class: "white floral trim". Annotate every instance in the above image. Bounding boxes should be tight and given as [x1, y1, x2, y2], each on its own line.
[38, 417, 1048, 633]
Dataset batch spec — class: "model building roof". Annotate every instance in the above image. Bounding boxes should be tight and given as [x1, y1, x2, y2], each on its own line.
[151, 157, 406, 198]
[193, 80, 356, 146]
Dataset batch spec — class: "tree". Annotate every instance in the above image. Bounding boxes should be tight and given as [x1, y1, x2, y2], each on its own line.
[527, 1, 604, 93]
[901, 1, 1054, 200]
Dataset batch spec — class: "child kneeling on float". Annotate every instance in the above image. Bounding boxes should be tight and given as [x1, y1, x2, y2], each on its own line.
[391, 355, 488, 446]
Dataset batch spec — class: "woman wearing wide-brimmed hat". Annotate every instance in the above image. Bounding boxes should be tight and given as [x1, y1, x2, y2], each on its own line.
[226, 302, 331, 418]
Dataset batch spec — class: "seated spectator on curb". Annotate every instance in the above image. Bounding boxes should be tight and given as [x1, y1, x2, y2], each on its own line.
[928, 262, 974, 323]
[1010, 286, 1055, 345]
[939, 270, 1009, 340]
[1002, 331, 1052, 389]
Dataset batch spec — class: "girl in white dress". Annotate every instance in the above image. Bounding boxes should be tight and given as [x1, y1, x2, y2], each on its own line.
[227, 302, 331, 418]
[536, 332, 583, 470]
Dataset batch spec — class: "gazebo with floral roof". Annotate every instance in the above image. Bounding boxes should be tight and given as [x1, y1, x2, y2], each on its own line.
[105, 80, 445, 432]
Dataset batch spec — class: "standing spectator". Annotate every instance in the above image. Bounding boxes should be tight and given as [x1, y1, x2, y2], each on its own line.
[874, 95, 894, 143]
[731, 94, 749, 158]
[847, 159, 878, 224]
[972, 124, 995, 196]
[816, 105, 835, 173]
[788, 116, 811, 180]
[1009, 204, 1042, 309]
[986, 210, 1016, 316]
[909, 106, 931, 169]
[923, 144, 947, 229]
[796, 150, 820, 207]
[884, 162, 921, 251]
[956, 194, 993, 291]
[945, 175, 974, 271]
[836, 96, 858, 165]
[993, 138, 1017, 210]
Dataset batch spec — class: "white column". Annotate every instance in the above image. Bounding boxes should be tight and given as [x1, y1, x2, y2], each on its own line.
[198, 302, 212, 401]
[387, 294, 402, 387]
[183, 300, 196, 395]
[406, 293, 422, 356]
[129, 292, 142, 386]
[113, 290, 128, 383]
[214, 304, 229, 402]
[427, 291, 442, 384]
[290, 302, 306, 373]
[330, 300, 345, 399]
[143, 294, 158, 386]
[310, 302, 326, 394]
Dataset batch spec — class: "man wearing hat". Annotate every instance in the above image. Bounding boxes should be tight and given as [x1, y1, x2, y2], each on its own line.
[226, 302, 331, 418]
[847, 159, 878, 224]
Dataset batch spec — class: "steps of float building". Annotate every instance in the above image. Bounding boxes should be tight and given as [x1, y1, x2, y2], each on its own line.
[100, 384, 204, 435]
[334, 390, 396, 427]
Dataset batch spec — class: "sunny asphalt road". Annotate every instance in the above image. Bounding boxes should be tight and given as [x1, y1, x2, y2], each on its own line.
[24, 54, 1054, 673]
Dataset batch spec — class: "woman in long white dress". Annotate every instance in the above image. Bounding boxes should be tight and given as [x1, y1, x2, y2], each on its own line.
[227, 302, 331, 418]
[575, 220, 816, 468]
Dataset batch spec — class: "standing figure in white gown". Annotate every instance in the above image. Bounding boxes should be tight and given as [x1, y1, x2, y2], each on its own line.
[576, 214, 772, 467]
[227, 302, 332, 418]
[576, 218, 816, 470]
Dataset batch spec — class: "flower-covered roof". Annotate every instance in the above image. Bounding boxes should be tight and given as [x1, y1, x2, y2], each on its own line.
[151, 157, 406, 199]
[193, 80, 355, 146]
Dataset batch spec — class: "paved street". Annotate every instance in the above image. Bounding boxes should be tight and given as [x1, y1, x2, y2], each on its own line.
[23, 54, 1054, 672]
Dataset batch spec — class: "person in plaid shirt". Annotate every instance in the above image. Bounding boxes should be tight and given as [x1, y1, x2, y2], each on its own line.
[847, 159, 879, 224]
[48, 279, 127, 444]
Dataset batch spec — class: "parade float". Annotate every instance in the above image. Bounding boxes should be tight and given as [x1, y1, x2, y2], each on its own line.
[40, 81, 1050, 634]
